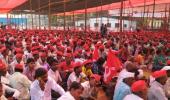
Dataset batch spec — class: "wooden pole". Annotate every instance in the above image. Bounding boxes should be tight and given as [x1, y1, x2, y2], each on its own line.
[85, 0, 87, 32]
[56, 15, 58, 30]
[44, 13, 46, 30]
[143, 0, 146, 29]
[29, 0, 33, 29]
[120, 0, 124, 32]
[6, 13, 9, 27]
[48, 0, 51, 30]
[64, 0, 66, 31]
[146, 6, 149, 30]
[25, 13, 27, 30]
[151, 0, 156, 30]
[21, 13, 23, 30]
[73, 11, 75, 30]
[164, 4, 167, 32]
[17, 14, 20, 29]
[100, 0, 103, 25]
[38, 0, 41, 30]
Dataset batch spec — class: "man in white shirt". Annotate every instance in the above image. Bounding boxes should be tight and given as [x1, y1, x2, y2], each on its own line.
[124, 80, 148, 100]
[81, 74, 101, 99]
[148, 70, 168, 100]
[47, 57, 62, 83]
[9, 64, 31, 100]
[30, 68, 65, 100]
[67, 62, 82, 89]
[58, 81, 84, 100]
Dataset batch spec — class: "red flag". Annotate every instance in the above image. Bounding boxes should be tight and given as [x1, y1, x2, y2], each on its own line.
[92, 46, 99, 61]
[104, 49, 122, 83]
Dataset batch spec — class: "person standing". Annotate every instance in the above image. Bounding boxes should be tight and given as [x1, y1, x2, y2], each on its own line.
[113, 72, 135, 100]
[148, 70, 168, 100]
[123, 80, 148, 100]
[100, 24, 105, 37]
[9, 64, 31, 100]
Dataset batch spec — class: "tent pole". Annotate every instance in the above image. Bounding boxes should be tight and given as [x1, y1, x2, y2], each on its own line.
[38, 0, 41, 30]
[17, 14, 20, 29]
[64, 0, 66, 31]
[56, 15, 58, 30]
[143, 0, 146, 30]
[21, 13, 23, 30]
[164, 4, 167, 32]
[25, 13, 27, 30]
[120, 0, 124, 33]
[151, 0, 156, 31]
[48, 0, 51, 30]
[85, 0, 87, 32]
[100, 0, 103, 25]
[73, 11, 75, 30]
[29, 0, 33, 30]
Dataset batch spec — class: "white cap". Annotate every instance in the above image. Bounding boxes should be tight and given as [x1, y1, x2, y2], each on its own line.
[138, 69, 144, 78]
[162, 66, 170, 71]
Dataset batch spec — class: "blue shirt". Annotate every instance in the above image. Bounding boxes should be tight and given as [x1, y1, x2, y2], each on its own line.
[113, 81, 131, 100]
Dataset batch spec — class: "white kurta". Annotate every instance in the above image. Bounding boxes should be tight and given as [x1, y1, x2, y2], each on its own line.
[67, 72, 81, 89]
[2, 84, 20, 99]
[148, 81, 168, 100]
[30, 77, 65, 100]
[57, 92, 75, 100]
[123, 94, 143, 100]
[9, 72, 31, 100]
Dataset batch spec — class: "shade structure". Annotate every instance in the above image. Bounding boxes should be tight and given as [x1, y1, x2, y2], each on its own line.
[0, 0, 27, 13]
[13, 0, 122, 14]
[55, 0, 170, 16]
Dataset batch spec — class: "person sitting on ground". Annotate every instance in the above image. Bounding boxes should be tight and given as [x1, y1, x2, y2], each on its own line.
[58, 81, 84, 100]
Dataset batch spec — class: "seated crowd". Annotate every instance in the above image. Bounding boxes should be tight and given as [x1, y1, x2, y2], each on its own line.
[0, 29, 170, 100]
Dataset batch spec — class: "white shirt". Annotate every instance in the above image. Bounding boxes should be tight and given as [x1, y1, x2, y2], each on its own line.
[57, 92, 75, 100]
[123, 94, 143, 100]
[2, 84, 20, 99]
[67, 72, 81, 89]
[81, 81, 91, 98]
[48, 69, 62, 83]
[30, 77, 65, 100]
[148, 81, 168, 100]
[9, 72, 31, 100]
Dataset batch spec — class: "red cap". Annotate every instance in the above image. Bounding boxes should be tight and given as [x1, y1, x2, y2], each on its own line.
[67, 47, 72, 52]
[83, 60, 93, 65]
[0, 61, 6, 70]
[73, 62, 82, 68]
[167, 60, 170, 65]
[90, 74, 101, 81]
[40, 53, 47, 57]
[65, 53, 72, 58]
[131, 80, 147, 92]
[56, 51, 63, 56]
[152, 70, 167, 79]
[16, 53, 23, 59]
[0, 46, 6, 53]
[15, 48, 23, 54]
[99, 45, 104, 50]
[32, 50, 39, 55]
[15, 64, 23, 70]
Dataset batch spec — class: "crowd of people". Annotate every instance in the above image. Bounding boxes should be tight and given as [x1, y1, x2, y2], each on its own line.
[0, 29, 170, 100]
